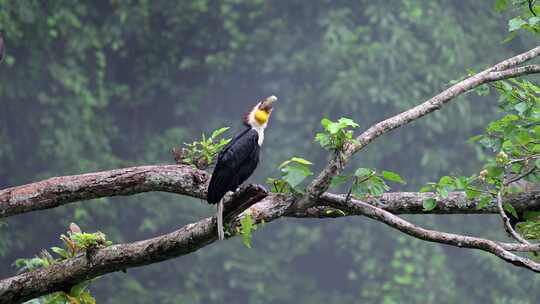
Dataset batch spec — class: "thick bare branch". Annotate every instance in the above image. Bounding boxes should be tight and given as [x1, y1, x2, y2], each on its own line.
[0, 165, 209, 218]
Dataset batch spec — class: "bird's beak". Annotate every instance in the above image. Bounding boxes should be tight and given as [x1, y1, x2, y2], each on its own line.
[260, 95, 277, 111]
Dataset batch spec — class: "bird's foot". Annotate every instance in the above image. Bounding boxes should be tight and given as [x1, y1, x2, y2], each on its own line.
[252, 183, 268, 193]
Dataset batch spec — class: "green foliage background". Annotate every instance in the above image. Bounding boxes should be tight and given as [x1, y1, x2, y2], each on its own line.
[1, 1, 539, 303]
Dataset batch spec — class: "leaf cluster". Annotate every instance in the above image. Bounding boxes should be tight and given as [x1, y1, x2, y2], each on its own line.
[267, 157, 314, 193]
[13, 224, 110, 304]
[495, 0, 540, 39]
[516, 211, 540, 241]
[173, 127, 231, 170]
[315, 118, 359, 152]
[332, 168, 406, 198]
[421, 79, 540, 217]
[238, 213, 256, 249]
[22, 281, 96, 304]
[420, 176, 478, 211]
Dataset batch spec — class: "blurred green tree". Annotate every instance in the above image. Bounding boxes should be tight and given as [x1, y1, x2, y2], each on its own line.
[1, 1, 540, 303]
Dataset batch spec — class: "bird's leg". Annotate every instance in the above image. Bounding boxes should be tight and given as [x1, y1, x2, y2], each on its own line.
[217, 200, 224, 240]
[236, 183, 268, 193]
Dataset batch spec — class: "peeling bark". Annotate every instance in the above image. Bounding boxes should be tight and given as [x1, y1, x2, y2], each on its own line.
[0, 165, 208, 218]
[2, 165, 540, 218]
[0, 184, 268, 304]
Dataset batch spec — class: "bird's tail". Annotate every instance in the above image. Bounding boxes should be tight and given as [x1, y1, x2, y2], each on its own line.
[217, 200, 224, 240]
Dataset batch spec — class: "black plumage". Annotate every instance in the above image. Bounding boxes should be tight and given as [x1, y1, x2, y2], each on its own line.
[207, 95, 275, 240]
[207, 127, 260, 204]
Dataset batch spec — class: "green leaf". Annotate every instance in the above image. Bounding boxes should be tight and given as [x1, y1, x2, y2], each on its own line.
[51, 246, 69, 259]
[508, 17, 527, 32]
[503, 202, 519, 219]
[438, 176, 454, 186]
[367, 176, 389, 196]
[422, 198, 437, 211]
[369, 183, 385, 197]
[315, 133, 331, 148]
[282, 167, 310, 188]
[437, 186, 449, 199]
[381, 170, 406, 184]
[321, 118, 332, 130]
[516, 130, 531, 145]
[494, 0, 508, 11]
[337, 117, 359, 128]
[468, 135, 483, 143]
[529, 17, 540, 26]
[278, 160, 291, 169]
[327, 121, 341, 134]
[487, 166, 504, 178]
[454, 176, 467, 190]
[354, 168, 373, 177]
[70, 280, 91, 297]
[80, 291, 97, 304]
[240, 213, 254, 248]
[211, 127, 229, 139]
[351, 182, 368, 198]
[514, 102, 528, 115]
[476, 196, 492, 210]
[330, 175, 349, 188]
[523, 211, 540, 221]
[419, 185, 433, 193]
[290, 157, 313, 165]
[465, 188, 481, 200]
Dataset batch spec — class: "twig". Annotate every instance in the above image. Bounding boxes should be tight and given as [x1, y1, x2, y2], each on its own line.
[322, 193, 540, 271]
[295, 47, 540, 211]
[496, 184, 530, 244]
[529, 0, 537, 16]
[505, 167, 536, 185]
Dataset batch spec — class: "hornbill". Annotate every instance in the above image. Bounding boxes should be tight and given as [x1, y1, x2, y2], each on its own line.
[208, 95, 277, 240]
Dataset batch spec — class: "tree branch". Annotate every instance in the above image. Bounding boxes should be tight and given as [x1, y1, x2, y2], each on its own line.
[4, 186, 540, 303]
[0, 184, 268, 304]
[295, 46, 540, 210]
[321, 194, 540, 269]
[3, 165, 540, 219]
[0, 165, 209, 218]
[2, 46, 540, 303]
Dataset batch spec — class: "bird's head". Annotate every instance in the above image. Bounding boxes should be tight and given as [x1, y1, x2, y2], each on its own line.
[245, 95, 277, 128]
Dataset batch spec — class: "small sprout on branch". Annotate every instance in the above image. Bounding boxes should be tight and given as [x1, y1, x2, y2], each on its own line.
[13, 223, 106, 303]
[315, 117, 359, 152]
[172, 127, 231, 170]
[238, 213, 256, 248]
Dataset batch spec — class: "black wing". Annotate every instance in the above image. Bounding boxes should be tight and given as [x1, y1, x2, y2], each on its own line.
[207, 128, 260, 204]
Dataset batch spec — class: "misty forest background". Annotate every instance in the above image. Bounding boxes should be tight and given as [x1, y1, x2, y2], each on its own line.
[1, 1, 539, 303]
